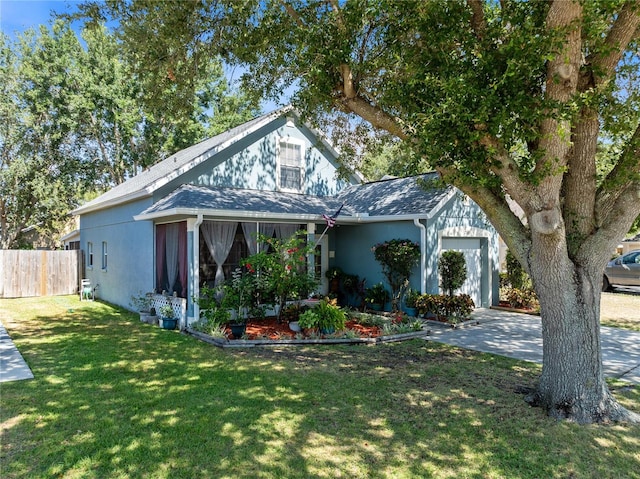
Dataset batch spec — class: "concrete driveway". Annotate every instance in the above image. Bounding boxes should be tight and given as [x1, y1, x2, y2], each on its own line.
[427, 309, 640, 384]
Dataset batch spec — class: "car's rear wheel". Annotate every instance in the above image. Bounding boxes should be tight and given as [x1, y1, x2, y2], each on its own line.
[602, 275, 613, 292]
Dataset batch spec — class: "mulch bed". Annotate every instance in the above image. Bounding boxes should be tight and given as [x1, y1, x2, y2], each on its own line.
[225, 317, 382, 340]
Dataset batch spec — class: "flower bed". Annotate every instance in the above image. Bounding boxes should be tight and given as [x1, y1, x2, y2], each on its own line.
[188, 310, 431, 347]
[231, 317, 381, 340]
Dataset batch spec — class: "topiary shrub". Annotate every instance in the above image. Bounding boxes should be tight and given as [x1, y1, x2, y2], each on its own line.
[438, 250, 467, 297]
[371, 239, 421, 311]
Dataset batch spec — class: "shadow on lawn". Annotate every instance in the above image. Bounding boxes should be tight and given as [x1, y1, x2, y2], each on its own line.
[1, 297, 639, 478]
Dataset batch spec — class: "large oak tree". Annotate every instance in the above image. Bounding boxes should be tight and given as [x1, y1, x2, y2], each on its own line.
[78, 0, 640, 423]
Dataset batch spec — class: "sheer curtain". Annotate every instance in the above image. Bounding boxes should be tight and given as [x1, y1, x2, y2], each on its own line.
[242, 222, 259, 255]
[202, 221, 238, 286]
[275, 224, 298, 240]
[242, 222, 277, 254]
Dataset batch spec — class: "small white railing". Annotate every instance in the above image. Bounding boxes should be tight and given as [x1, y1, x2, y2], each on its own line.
[150, 294, 187, 329]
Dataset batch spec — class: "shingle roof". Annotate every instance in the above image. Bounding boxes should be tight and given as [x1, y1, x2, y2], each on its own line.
[337, 173, 452, 217]
[72, 107, 292, 215]
[140, 183, 347, 218]
[137, 173, 452, 221]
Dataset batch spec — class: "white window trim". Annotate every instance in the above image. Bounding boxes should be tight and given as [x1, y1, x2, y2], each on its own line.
[101, 241, 108, 271]
[87, 242, 93, 269]
[276, 136, 305, 193]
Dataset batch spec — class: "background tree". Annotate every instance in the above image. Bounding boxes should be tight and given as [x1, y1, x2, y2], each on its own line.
[1, 25, 87, 249]
[1, 19, 258, 248]
[76, 1, 640, 423]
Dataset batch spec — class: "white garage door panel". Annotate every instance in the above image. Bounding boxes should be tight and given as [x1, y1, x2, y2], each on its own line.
[441, 238, 482, 306]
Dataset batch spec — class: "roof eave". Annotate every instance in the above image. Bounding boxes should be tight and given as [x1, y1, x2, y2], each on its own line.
[133, 208, 325, 223]
[71, 189, 153, 216]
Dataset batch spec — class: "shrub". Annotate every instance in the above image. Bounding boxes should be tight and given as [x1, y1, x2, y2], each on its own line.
[403, 288, 421, 308]
[416, 293, 475, 323]
[365, 283, 390, 305]
[505, 250, 532, 290]
[506, 288, 539, 310]
[438, 250, 467, 296]
[243, 231, 318, 320]
[298, 300, 347, 332]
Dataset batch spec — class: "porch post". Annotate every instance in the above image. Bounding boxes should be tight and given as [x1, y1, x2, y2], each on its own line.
[307, 223, 316, 293]
[413, 218, 427, 294]
[186, 215, 203, 327]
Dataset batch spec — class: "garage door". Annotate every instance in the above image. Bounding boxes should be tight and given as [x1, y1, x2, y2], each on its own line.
[441, 238, 482, 306]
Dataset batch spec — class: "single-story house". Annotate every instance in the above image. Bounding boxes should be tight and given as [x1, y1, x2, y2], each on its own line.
[72, 107, 499, 328]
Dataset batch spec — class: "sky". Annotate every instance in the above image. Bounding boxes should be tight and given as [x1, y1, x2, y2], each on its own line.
[1, 0, 83, 39]
[0, 0, 288, 109]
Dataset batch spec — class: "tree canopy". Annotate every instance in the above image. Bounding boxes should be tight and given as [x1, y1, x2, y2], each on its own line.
[0, 19, 259, 248]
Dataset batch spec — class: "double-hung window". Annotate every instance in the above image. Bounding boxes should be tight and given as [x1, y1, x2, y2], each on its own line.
[101, 241, 108, 270]
[278, 138, 304, 192]
[87, 242, 93, 268]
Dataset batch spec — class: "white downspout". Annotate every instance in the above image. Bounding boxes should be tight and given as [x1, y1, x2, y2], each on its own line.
[193, 214, 204, 324]
[414, 218, 427, 294]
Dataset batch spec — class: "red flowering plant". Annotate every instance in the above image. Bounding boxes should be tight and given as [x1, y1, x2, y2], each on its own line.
[371, 239, 421, 312]
[242, 230, 318, 321]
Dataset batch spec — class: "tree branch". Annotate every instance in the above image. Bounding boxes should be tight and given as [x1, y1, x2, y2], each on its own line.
[279, 0, 305, 28]
[443, 169, 532, 272]
[563, 106, 599, 244]
[477, 133, 534, 209]
[336, 92, 407, 139]
[595, 121, 640, 227]
[467, 0, 486, 40]
[581, 1, 640, 90]
[534, 0, 583, 206]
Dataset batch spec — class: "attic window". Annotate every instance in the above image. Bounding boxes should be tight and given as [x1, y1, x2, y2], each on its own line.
[278, 138, 304, 191]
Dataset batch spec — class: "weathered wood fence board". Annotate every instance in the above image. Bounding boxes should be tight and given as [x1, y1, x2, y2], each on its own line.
[0, 250, 83, 298]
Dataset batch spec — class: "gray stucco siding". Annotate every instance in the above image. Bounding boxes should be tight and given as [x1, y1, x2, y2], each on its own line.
[79, 198, 155, 310]
[171, 120, 348, 197]
[425, 194, 499, 307]
[333, 221, 424, 294]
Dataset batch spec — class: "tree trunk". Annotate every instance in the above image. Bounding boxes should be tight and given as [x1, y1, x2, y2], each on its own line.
[525, 234, 640, 423]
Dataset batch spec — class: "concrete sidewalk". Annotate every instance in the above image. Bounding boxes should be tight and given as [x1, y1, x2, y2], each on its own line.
[427, 309, 640, 384]
[0, 321, 34, 383]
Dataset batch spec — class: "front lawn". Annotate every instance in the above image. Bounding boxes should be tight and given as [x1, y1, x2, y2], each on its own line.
[1, 296, 639, 479]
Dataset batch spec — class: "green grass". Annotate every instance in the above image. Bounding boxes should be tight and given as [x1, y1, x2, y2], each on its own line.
[1, 296, 639, 479]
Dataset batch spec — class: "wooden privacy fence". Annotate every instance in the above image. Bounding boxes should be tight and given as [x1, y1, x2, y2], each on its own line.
[0, 250, 83, 298]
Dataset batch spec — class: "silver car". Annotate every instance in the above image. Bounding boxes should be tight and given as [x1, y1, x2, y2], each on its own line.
[603, 249, 640, 291]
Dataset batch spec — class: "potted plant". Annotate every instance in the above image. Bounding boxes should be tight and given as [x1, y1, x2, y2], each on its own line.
[159, 304, 177, 330]
[297, 299, 346, 335]
[130, 292, 154, 323]
[365, 283, 390, 311]
[403, 288, 420, 316]
[325, 266, 343, 295]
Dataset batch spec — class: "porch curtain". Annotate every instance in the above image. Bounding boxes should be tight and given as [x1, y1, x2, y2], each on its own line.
[202, 221, 238, 286]
[165, 223, 180, 293]
[156, 225, 166, 293]
[242, 222, 276, 255]
[275, 224, 298, 240]
[178, 222, 187, 297]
